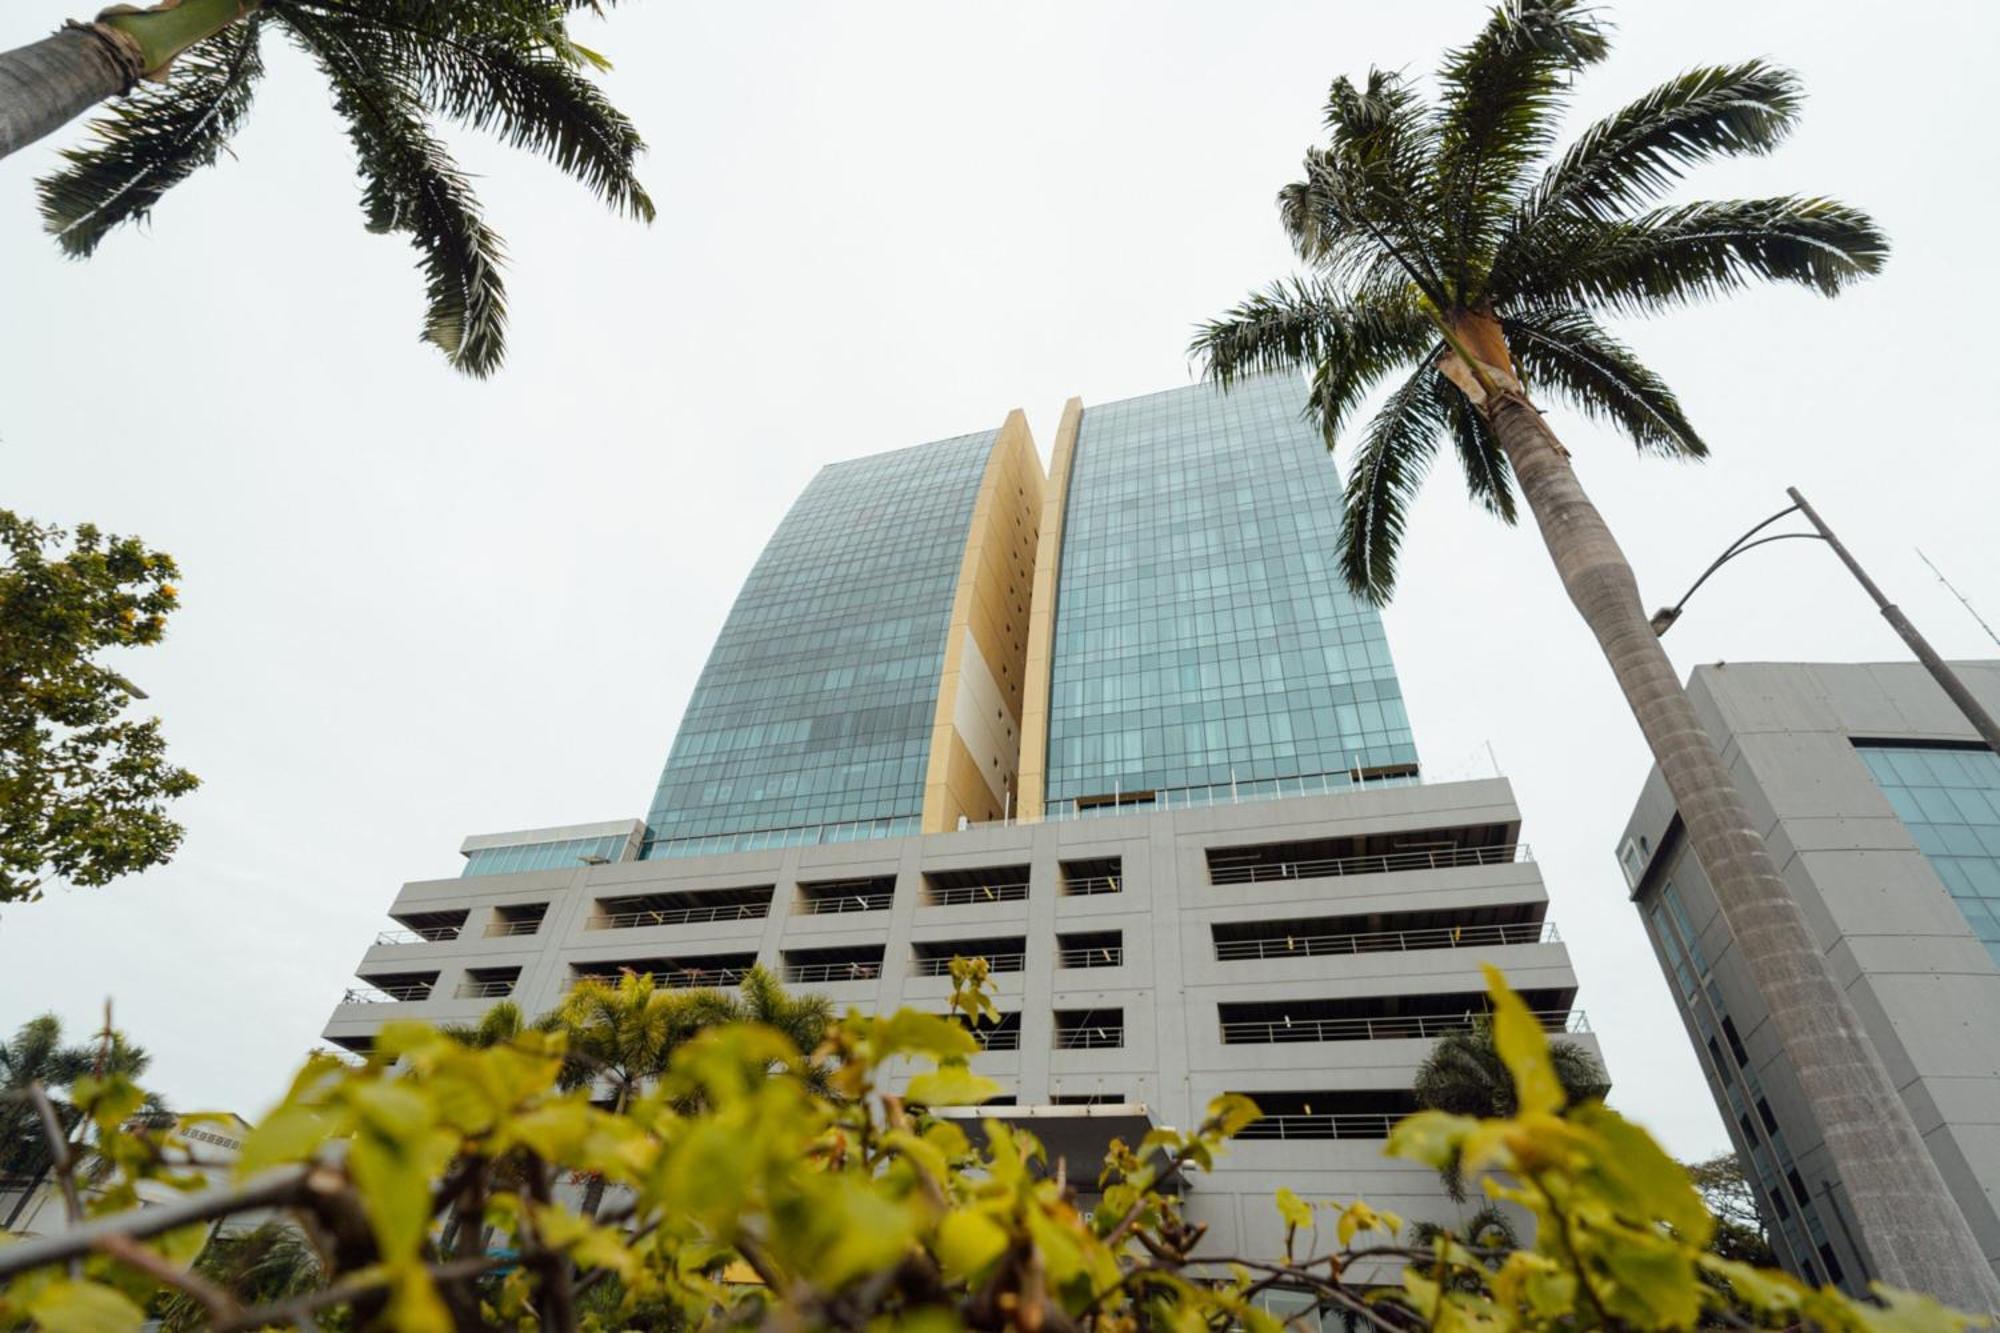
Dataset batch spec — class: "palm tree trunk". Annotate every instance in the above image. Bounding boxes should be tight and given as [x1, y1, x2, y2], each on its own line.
[0, 0, 259, 162]
[0, 27, 133, 160]
[1478, 382, 2000, 1312]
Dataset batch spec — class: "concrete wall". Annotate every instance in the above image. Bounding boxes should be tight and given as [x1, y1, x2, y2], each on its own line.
[1617, 661, 2000, 1290]
[327, 779, 1597, 1247]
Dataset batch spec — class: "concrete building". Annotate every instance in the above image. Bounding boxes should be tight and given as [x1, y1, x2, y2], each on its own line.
[324, 377, 1599, 1248]
[1617, 661, 2000, 1293]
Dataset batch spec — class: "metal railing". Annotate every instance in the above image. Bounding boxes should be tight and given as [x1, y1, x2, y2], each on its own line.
[1208, 842, 1530, 886]
[342, 984, 433, 1004]
[572, 967, 753, 991]
[1062, 875, 1121, 896]
[797, 890, 894, 915]
[484, 919, 545, 937]
[588, 902, 771, 929]
[1214, 920, 1556, 962]
[1054, 1026, 1124, 1050]
[1220, 1008, 1587, 1045]
[1235, 1113, 1398, 1141]
[373, 926, 461, 946]
[926, 882, 1029, 907]
[968, 1027, 1021, 1052]
[456, 978, 518, 999]
[913, 953, 1026, 976]
[1056, 946, 1123, 969]
[785, 960, 884, 985]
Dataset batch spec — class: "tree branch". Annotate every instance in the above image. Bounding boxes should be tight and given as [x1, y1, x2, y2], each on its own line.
[0, 1164, 312, 1281]
[97, 1232, 243, 1325]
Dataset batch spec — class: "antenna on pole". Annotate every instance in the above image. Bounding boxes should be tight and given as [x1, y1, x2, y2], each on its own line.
[1917, 549, 2000, 650]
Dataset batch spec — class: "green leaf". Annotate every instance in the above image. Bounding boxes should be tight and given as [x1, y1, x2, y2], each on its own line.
[1203, 1093, 1262, 1140]
[237, 1103, 350, 1175]
[875, 1011, 978, 1060]
[1275, 1187, 1313, 1231]
[906, 1064, 1003, 1108]
[934, 1208, 1009, 1279]
[1482, 962, 1563, 1116]
[25, 1280, 146, 1333]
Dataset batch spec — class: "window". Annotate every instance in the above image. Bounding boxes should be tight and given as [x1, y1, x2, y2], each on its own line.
[1758, 1098, 1779, 1135]
[783, 944, 884, 985]
[571, 954, 756, 990]
[913, 938, 1026, 976]
[1205, 825, 1518, 885]
[1855, 742, 2000, 967]
[1230, 1090, 1417, 1140]
[1056, 931, 1122, 968]
[486, 903, 548, 938]
[1059, 857, 1121, 896]
[1722, 1016, 1750, 1069]
[349, 972, 437, 1003]
[1619, 837, 1646, 889]
[457, 967, 520, 1000]
[590, 886, 772, 929]
[796, 876, 895, 915]
[1054, 1009, 1124, 1050]
[1212, 905, 1546, 960]
[463, 835, 628, 877]
[1220, 990, 1577, 1045]
[1818, 1242, 1845, 1286]
[1051, 1093, 1127, 1106]
[923, 865, 1029, 907]
[954, 1012, 1021, 1051]
[1788, 1168, 1810, 1207]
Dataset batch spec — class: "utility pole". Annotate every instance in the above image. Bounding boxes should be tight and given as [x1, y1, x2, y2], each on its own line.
[1787, 487, 2000, 755]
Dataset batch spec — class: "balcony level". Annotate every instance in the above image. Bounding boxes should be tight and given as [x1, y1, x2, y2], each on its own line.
[796, 876, 895, 916]
[1218, 988, 1581, 1045]
[913, 937, 1027, 977]
[587, 885, 773, 930]
[1231, 1089, 1419, 1141]
[571, 953, 757, 990]
[345, 971, 439, 1005]
[1205, 823, 1524, 887]
[1211, 903, 1550, 962]
[784, 943, 885, 986]
[374, 909, 467, 947]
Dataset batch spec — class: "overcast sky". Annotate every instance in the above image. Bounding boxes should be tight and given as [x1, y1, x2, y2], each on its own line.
[4, 1, 1997, 1160]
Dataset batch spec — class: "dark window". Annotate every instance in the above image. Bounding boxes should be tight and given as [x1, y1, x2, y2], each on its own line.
[913, 937, 1027, 975]
[1738, 1113, 1758, 1144]
[1722, 1016, 1750, 1068]
[1787, 1168, 1810, 1207]
[923, 865, 1029, 907]
[1757, 1099, 1779, 1135]
[1054, 1009, 1124, 1050]
[1060, 858, 1121, 896]
[1770, 1188, 1790, 1220]
[1818, 1243, 1845, 1285]
[1706, 1037, 1734, 1086]
[1056, 931, 1123, 968]
[1051, 1093, 1126, 1106]
[783, 944, 885, 985]
[797, 876, 895, 915]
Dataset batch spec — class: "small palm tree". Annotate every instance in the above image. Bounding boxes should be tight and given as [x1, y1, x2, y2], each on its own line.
[1413, 1018, 1606, 1202]
[0, 1014, 150, 1229]
[155, 1222, 324, 1332]
[438, 1000, 533, 1051]
[1191, 1, 1994, 1308]
[0, 0, 652, 376]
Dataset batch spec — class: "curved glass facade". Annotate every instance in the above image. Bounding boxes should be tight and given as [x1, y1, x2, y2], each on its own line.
[643, 432, 997, 858]
[1043, 376, 1417, 811]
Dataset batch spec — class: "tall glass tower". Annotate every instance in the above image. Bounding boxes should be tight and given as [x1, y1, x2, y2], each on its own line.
[643, 415, 1044, 857]
[1025, 376, 1417, 818]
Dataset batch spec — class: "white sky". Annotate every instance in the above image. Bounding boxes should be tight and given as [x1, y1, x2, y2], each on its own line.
[3, 1, 1997, 1161]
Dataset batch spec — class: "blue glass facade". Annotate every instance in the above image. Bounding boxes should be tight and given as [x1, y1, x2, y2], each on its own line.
[462, 835, 629, 877]
[643, 433, 997, 858]
[1043, 376, 1417, 812]
[1857, 743, 2000, 967]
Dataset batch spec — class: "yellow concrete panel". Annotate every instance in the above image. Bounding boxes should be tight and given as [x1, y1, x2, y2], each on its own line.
[1015, 397, 1082, 822]
[920, 413, 1047, 833]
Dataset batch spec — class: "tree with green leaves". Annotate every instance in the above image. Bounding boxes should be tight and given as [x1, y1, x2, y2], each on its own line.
[0, 0, 652, 376]
[153, 1222, 326, 1332]
[0, 512, 197, 905]
[0, 965, 1980, 1331]
[1413, 1015, 1607, 1204]
[1686, 1151, 1779, 1268]
[1190, 1, 1995, 1310]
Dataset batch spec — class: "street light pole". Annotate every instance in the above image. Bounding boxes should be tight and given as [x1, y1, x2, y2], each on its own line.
[1650, 487, 2000, 756]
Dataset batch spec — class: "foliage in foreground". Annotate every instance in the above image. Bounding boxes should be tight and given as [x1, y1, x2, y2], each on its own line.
[0, 512, 196, 904]
[0, 964, 1980, 1332]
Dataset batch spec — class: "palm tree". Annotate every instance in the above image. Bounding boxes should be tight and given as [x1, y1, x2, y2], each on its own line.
[1413, 1018, 1606, 1202]
[0, 0, 652, 376]
[438, 1000, 533, 1051]
[543, 965, 832, 1217]
[154, 1222, 324, 1332]
[0, 1013, 149, 1229]
[1191, 1, 1998, 1309]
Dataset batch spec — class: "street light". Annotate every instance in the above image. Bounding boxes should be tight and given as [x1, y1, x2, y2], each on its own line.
[1651, 485, 2000, 755]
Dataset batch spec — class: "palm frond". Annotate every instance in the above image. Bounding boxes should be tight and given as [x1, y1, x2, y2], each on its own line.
[1439, 380, 1516, 521]
[312, 0, 652, 221]
[283, 13, 508, 376]
[36, 22, 264, 257]
[1281, 69, 1451, 304]
[1513, 60, 1800, 231]
[1500, 195, 1888, 316]
[1338, 362, 1453, 603]
[1503, 307, 1704, 456]
[1432, 0, 1607, 295]
[1191, 279, 1434, 444]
